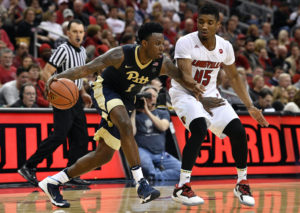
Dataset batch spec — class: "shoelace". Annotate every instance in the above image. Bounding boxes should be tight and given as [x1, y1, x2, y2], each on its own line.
[182, 185, 195, 197]
[239, 184, 252, 196]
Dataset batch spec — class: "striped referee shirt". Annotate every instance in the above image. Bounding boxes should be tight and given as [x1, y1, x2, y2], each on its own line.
[48, 41, 86, 90]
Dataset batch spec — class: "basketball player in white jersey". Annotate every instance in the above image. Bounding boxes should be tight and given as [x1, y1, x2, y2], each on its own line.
[169, 4, 269, 206]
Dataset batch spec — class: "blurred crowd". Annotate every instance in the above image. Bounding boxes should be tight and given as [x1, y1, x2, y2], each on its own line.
[0, 0, 300, 113]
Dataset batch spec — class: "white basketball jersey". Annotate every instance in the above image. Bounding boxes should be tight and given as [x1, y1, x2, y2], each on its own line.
[172, 32, 235, 97]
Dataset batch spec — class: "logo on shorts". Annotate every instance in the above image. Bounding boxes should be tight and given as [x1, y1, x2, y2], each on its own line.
[181, 116, 186, 125]
[219, 49, 223, 54]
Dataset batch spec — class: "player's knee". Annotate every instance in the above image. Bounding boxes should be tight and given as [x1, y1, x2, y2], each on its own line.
[117, 118, 133, 136]
[189, 117, 207, 139]
[225, 119, 246, 140]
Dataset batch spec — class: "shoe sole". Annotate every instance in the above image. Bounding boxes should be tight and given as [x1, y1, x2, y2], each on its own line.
[171, 195, 204, 206]
[233, 188, 255, 207]
[17, 169, 38, 186]
[38, 180, 70, 208]
[140, 190, 160, 204]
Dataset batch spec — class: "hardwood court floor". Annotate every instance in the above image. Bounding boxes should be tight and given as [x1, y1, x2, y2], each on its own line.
[0, 178, 299, 213]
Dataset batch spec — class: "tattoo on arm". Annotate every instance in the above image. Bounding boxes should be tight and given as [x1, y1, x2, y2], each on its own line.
[57, 47, 124, 80]
[161, 57, 183, 81]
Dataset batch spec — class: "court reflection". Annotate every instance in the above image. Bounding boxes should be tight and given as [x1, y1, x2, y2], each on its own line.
[0, 180, 298, 212]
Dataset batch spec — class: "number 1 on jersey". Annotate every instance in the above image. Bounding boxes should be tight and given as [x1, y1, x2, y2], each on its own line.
[194, 69, 212, 86]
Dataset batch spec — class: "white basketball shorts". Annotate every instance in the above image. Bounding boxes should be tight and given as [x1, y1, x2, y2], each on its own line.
[169, 87, 239, 139]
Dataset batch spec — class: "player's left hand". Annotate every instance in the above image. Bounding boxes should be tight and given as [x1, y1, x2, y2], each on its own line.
[45, 75, 58, 97]
[248, 106, 269, 127]
[200, 97, 225, 116]
[81, 93, 92, 108]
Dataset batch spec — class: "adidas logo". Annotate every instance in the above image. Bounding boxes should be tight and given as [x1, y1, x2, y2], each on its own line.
[195, 45, 199, 48]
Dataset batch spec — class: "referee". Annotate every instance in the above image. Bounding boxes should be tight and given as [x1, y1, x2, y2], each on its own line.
[18, 19, 92, 186]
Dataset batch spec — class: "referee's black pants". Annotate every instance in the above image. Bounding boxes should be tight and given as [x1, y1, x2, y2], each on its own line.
[26, 97, 89, 168]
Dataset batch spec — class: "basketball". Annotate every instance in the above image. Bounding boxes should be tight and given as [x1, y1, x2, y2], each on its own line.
[47, 78, 79, 110]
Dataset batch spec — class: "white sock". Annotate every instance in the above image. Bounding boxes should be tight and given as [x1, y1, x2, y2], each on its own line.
[50, 169, 70, 185]
[131, 166, 144, 183]
[178, 169, 192, 187]
[237, 167, 247, 183]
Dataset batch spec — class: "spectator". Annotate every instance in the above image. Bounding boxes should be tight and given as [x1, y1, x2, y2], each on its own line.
[273, 86, 289, 106]
[27, 63, 49, 107]
[162, 16, 176, 45]
[243, 39, 260, 70]
[120, 33, 136, 45]
[56, 0, 69, 24]
[106, 6, 125, 36]
[272, 3, 290, 36]
[15, 7, 37, 54]
[290, 27, 300, 48]
[0, 15, 14, 51]
[284, 45, 300, 82]
[0, 67, 29, 106]
[159, 0, 179, 12]
[21, 54, 33, 69]
[223, 18, 238, 44]
[236, 33, 246, 49]
[258, 48, 273, 74]
[0, 48, 16, 84]
[284, 89, 300, 113]
[63, 9, 74, 23]
[253, 88, 275, 112]
[278, 73, 292, 89]
[39, 11, 64, 42]
[250, 75, 265, 102]
[278, 29, 291, 50]
[180, 18, 194, 36]
[54, 21, 69, 48]
[272, 45, 288, 68]
[10, 83, 38, 108]
[136, 0, 150, 25]
[131, 86, 181, 181]
[124, 7, 138, 29]
[246, 24, 260, 41]
[36, 43, 52, 69]
[288, 4, 300, 28]
[12, 42, 32, 68]
[29, 0, 43, 26]
[269, 66, 284, 86]
[286, 85, 298, 102]
[73, 0, 96, 26]
[260, 22, 274, 42]
[83, 0, 106, 16]
[96, 14, 110, 30]
[266, 38, 278, 61]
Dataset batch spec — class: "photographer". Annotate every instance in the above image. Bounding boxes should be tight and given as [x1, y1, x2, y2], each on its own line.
[131, 86, 181, 181]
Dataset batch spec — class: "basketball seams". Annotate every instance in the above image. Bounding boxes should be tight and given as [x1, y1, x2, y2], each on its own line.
[48, 78, 79, 109]
[59, 79, 77, 103]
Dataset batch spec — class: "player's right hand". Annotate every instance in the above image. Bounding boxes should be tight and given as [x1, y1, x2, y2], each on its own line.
[200, 97, 225, 116]
[45, 75, 58, 96]
[248, 106, 269, 127]
[192, 84, 205, 100]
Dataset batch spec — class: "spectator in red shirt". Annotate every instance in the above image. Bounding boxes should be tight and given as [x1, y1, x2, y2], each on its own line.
[36, 43, 52, 69]
[0, 15, 14, 51]
[12, 42, 33, 68]
[27, 63, 49, 107]
[96, 14, 110, 30]
[0, 48, 17, 85]
[56, 0, 69, 24]
[162, 16, 176, 45]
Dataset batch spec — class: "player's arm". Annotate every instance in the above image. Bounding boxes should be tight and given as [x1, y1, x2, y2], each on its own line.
[223, 63, 269, 127]
[160, 56, 205, 99]
[54, 47, 124, 81]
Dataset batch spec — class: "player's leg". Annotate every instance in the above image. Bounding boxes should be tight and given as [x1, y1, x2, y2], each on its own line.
[38, 138, 115, 208]
[109, 105, 160, 203]
[223, 118, 255, 206]
[169, 87, 208, 205]
[172, 117, 206, 205]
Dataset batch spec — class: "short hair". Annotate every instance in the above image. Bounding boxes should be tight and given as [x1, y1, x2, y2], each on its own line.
[121, 34, 134, 44]
[259, 88, 273, 98]
[137, 22, 163, 43]
[28, 63, 41, 71]
[67, 19, 84, 30]
[86, 24, 101, 37]
[20, 83, 35, 100]
[198, 3, 219, 21]
[16, 67, 29, 76]
[0, 48, 13, 57]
